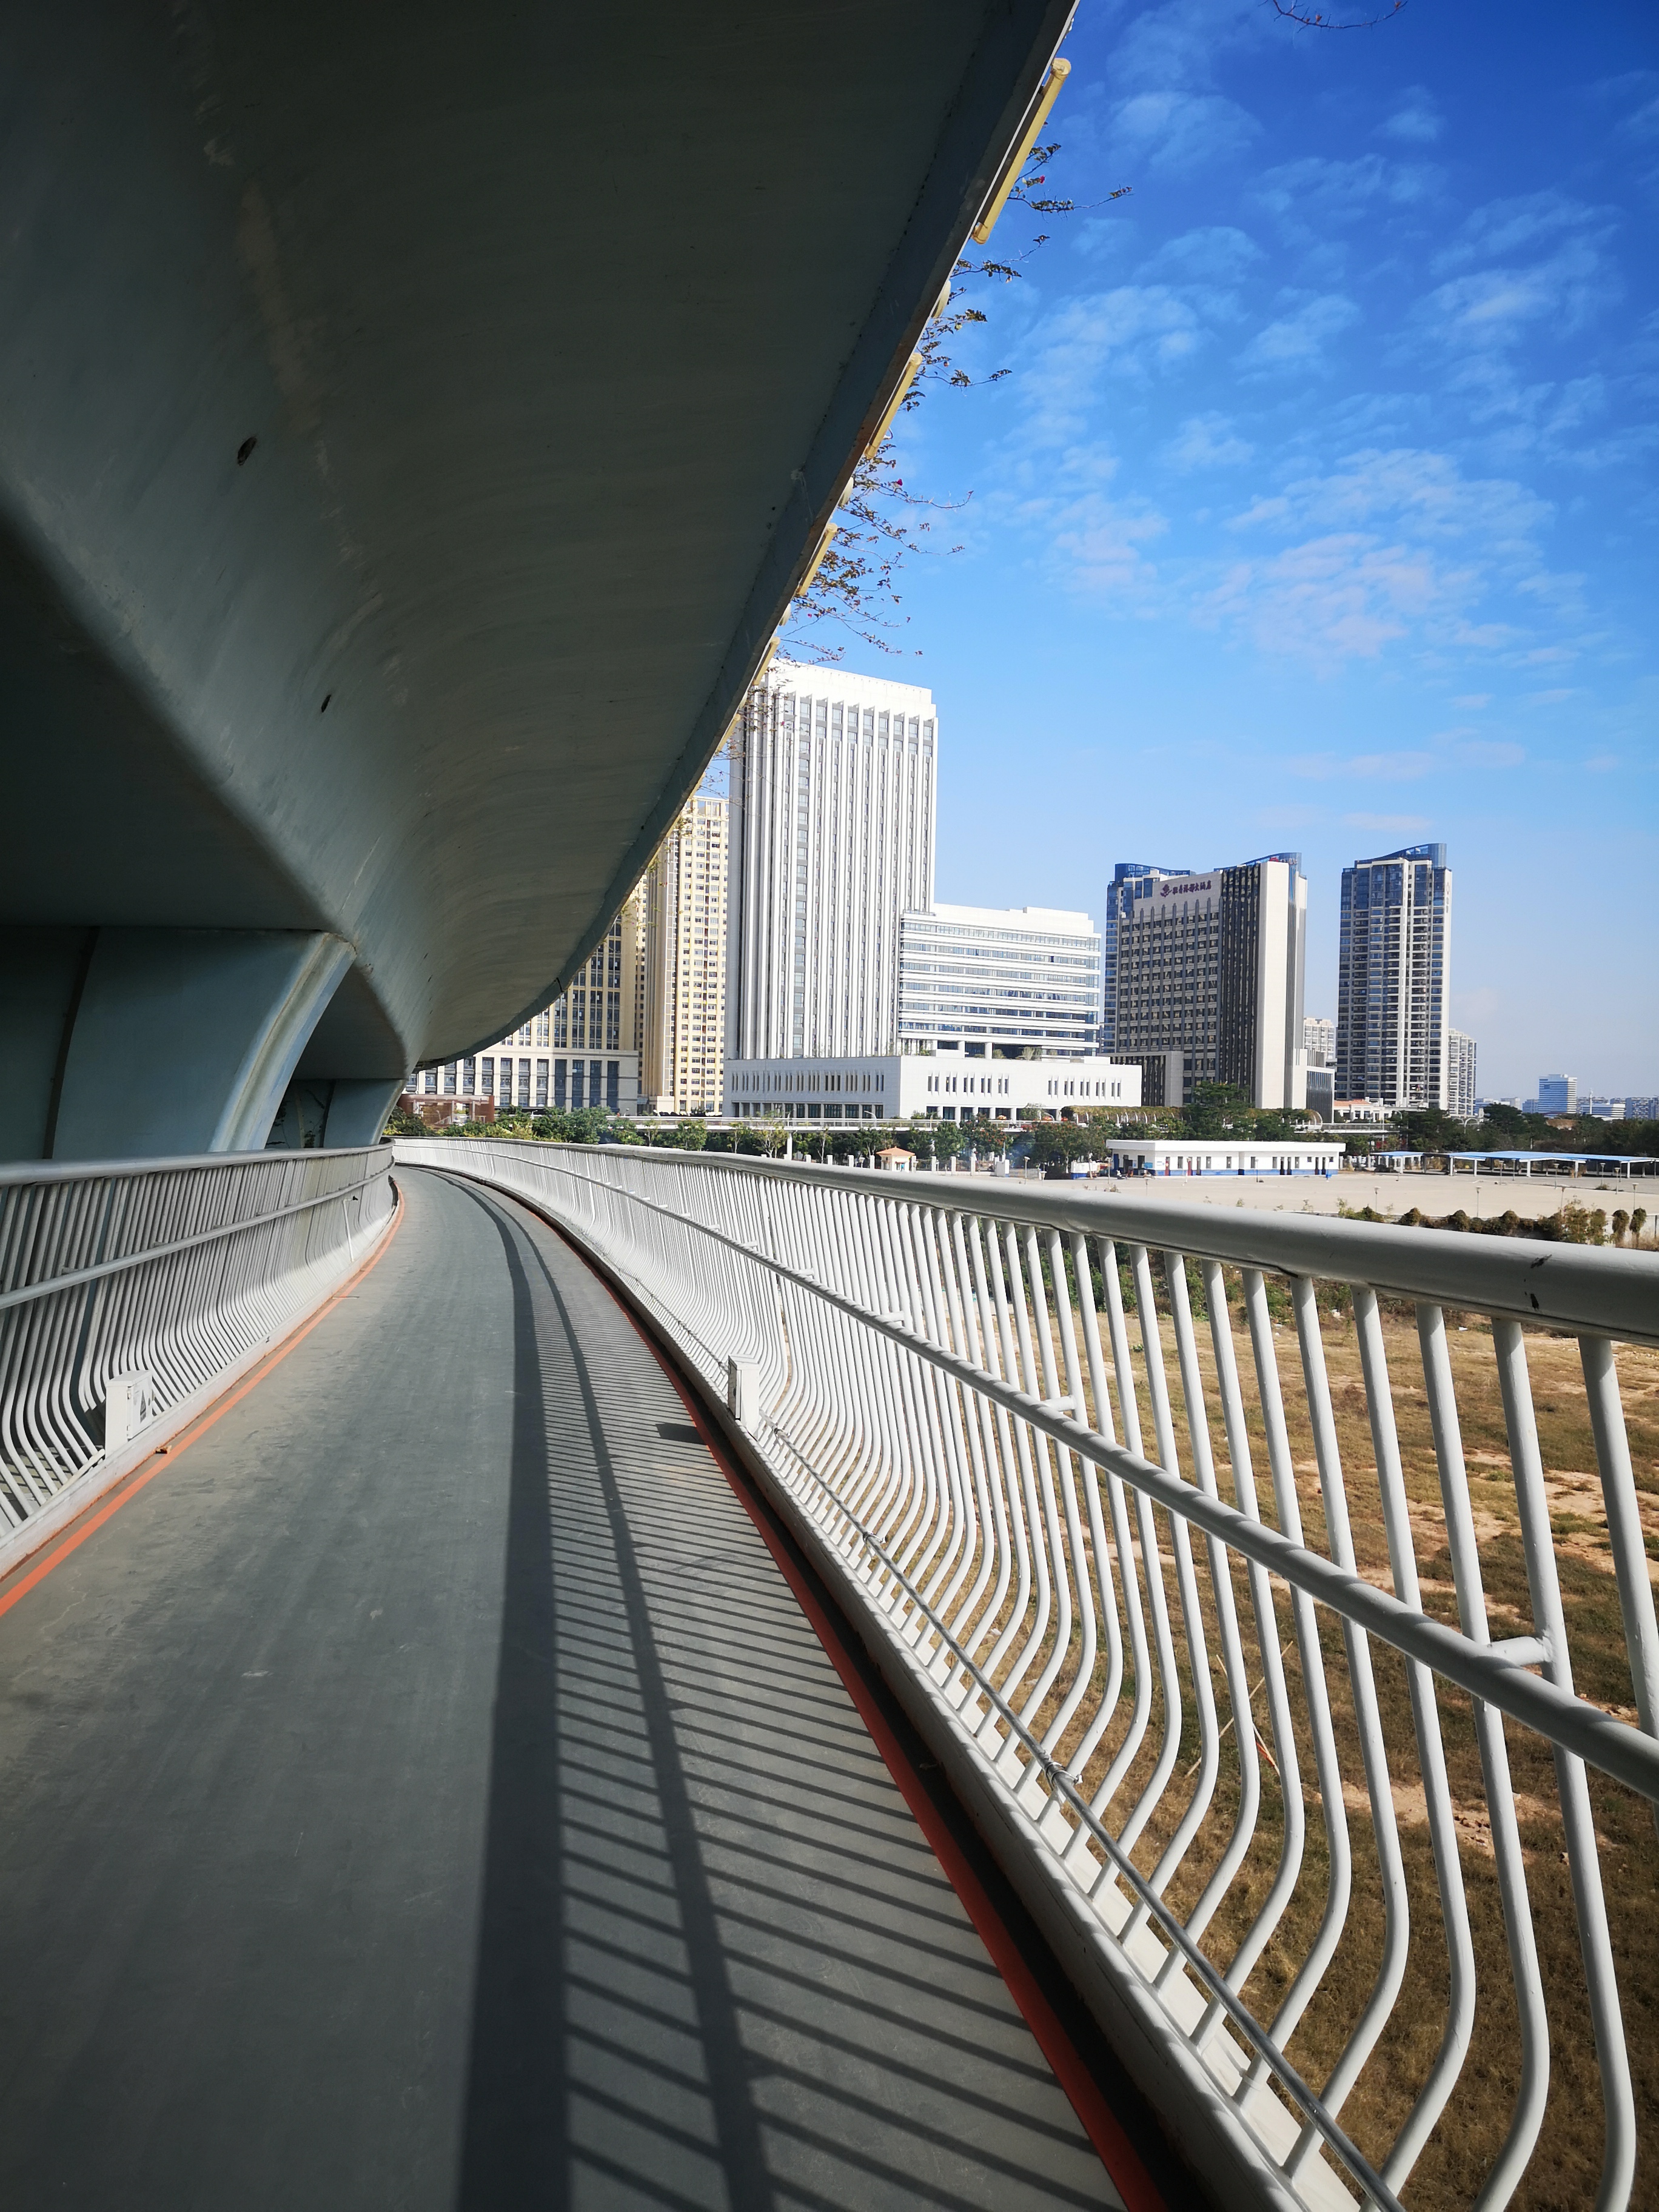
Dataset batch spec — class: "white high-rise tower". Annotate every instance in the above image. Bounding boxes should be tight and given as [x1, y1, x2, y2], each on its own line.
[1335, 843, 1452, 1108]
[725, 662, 936, 1061]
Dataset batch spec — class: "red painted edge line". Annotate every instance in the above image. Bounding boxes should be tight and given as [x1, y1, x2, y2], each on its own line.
[0, 1178, 406, 1623]
[483, 1176, 1167, 2212]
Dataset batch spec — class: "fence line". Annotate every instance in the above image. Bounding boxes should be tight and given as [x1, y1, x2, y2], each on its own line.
[1, 1147, 395, 1547]
[403, 1136, 1658, 2211]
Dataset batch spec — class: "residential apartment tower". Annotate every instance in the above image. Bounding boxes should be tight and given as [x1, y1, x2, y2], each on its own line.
[1335, 844, 1452, 1110]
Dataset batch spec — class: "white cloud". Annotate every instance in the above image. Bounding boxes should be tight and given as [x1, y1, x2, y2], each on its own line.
[1453, 740, 1527, 768]
[1040, 491, 1168, 600]
[1253, 155, 1439, 236]
[1203, 534, 1441, 665]
[1343, 813, 1433, 833]
[1190, 449, 1581, 670]
[1380, 90, 1443, 145]
[1432, 190, 1607, 272]
[1423, 248, 1619, 350]
[1227, 448, 1547, 544]
[1140, 226, 1263, 284]
[1015, 287, 1210, 442]
[1290, 749, 1436, 782]
[1105, 90, 1261, 175]
[1239, 293, 1359, 371]
[1415, 196, 1621, 365]
[1453, 693, 1492, 709]
[1164, 412, 1253, 471]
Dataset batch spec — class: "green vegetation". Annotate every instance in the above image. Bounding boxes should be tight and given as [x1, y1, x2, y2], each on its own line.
[1338, 1201, 1641, 1245]
[1027, 1118, 1098, 1174]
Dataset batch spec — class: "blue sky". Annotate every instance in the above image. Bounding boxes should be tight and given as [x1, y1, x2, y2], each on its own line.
[811, 0, 1658, 1100]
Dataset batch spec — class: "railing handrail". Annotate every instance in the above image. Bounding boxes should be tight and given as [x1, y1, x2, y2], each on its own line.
[1, 1146, 397, 1556]
[438, 1141, 1659, 1345]
[0, 1143, 389, 1190]
[0, 1159, 390, 1316]
[400, 1133, 1658, 2210]
[455, 1141, 1659, 1803]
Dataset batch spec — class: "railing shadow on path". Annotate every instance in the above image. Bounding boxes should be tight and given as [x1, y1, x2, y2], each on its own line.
[452, 1181, 1119, 2211]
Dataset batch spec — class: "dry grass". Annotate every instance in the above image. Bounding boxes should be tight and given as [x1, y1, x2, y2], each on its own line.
[933, 1293, 1659, 2210]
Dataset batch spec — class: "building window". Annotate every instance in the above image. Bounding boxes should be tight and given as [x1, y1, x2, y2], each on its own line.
[517, 1057, 531, 1107]
[554, 1058, 567, 1109]
[481, 1056, 495, 1094]
[535, 1059, 549, 1108]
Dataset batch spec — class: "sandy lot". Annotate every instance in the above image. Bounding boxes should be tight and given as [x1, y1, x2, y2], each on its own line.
[996, 1165, 1655, 1222]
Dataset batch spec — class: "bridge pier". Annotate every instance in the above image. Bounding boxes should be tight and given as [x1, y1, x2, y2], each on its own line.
[1, 923, 359, 1160]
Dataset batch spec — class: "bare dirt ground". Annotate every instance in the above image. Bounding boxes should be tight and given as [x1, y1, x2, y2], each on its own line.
[1000, 1165, 1658, 1225]
[962, 1296, 1659, 2210]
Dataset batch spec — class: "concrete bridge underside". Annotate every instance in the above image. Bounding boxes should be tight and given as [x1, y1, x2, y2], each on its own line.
[0, 1170, 1168, 2210]
[0, 2, 1070, 1163]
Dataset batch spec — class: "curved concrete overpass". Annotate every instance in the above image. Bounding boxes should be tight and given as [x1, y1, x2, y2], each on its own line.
[0, 2, 1069, 1159]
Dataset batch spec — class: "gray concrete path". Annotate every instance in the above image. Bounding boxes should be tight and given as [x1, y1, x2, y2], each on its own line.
[0, 1167, 1121, 2212]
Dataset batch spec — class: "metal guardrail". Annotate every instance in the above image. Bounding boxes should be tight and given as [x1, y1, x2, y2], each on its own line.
[398, 1138, 1659, 2212]
[1, 1147, 395, 1547]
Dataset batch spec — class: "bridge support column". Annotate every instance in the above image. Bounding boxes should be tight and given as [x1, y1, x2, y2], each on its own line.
[266, 1076, 405, 1150]
[0, 926, 353, 1161]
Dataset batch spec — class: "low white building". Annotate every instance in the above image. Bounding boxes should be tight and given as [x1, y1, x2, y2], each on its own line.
[408, 1048, 642, 1118]
[1333, 1098, 1392, 1125]
[725, 1052, 1142, 1125]
[1110, 1137, 1347, 1178]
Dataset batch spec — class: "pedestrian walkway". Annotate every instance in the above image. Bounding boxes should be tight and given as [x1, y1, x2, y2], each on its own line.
[0, 1168, 1132, 2211]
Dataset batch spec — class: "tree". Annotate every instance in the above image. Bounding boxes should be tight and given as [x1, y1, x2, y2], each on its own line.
[928, 1118, 966, 1164]
[965, 1116, 1011, 1158]
[668, 1118, 708, 1152]
[1184, 1082, 1249, 1139]
[788, 123, 1126, 657]
[565, 1107, 612, 1144]
[1028, 1119, 1097, 1175]
[1480, 1101, 1546, 1145]
[1392, 1106, 1467, 1156]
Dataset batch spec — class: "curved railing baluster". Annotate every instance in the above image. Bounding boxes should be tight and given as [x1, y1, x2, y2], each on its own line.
[398, 1137, 1659, 2212]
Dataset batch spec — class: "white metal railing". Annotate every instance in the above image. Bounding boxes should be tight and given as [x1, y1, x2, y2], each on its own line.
[400, 1138, 1659, 2212]
[1, 1146, 395, 1551]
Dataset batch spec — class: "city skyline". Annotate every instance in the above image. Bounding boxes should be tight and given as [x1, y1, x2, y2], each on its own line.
[805, 0, 1657, 1100]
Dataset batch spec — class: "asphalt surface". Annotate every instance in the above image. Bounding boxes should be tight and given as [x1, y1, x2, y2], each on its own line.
[0, 1167, 1124, 2211]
